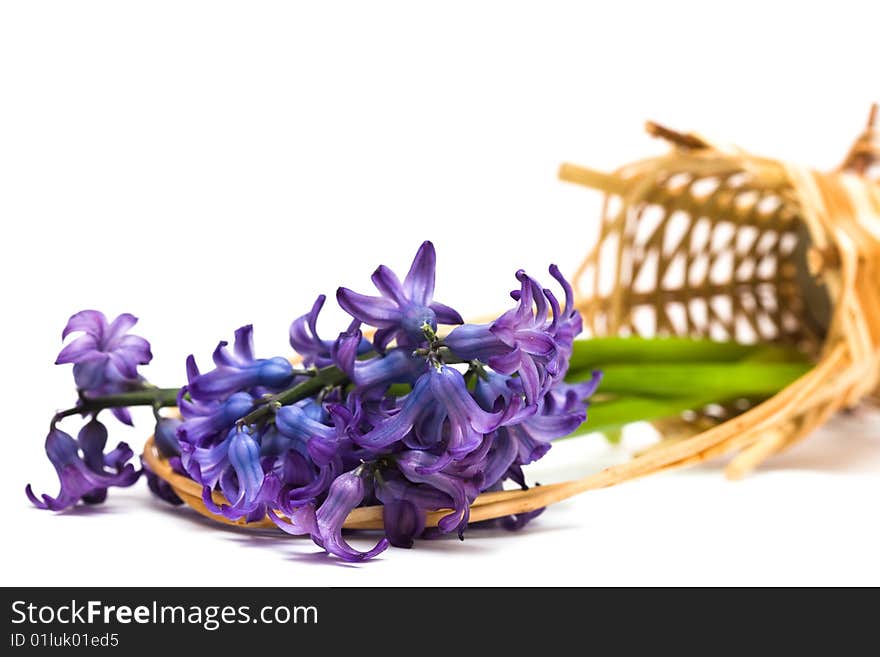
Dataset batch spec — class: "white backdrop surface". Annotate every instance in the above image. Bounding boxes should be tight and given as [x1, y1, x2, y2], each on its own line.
[1, 1, 878, 586]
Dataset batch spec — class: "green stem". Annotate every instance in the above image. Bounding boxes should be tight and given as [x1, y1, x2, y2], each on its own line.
[237, 365, 348, 427]
[564, 394, 725, 439]
[568, 361, 811, 399]
[52, 387, 180, 425]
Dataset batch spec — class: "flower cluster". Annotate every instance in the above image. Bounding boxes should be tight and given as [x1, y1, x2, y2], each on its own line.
[172, 242, 599, 560]
[27, 242, 600, 563]
[26, 312, 151, 509]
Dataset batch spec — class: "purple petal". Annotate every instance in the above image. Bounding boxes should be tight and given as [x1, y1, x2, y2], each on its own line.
[55, 336, 100, 364]
[185, 354, 200, 383]
[515, 329, 556, 357]
[331, 323, 362, 375]
[268, 506, 318, 536]
[486, 346, 523, 375]
[188, 366, 259, 401]
[549, 264, 574, 314]
[107, 351, 140, 380]
[354, 375, 431, 448]
[104, 313, 139, 346]
[429, 301, 463, 325]
[523, 410, 585, 441]
[233, 325, 255, 363]
[116, 335, 152, 364]
[226, 428, 264, 511]
[430, 366, 502, 434]
[110, 406, 134, 426]
[517, 355, 543, 405]
[336, 288, 401, 327]
[481, 433, 519, 490]
[371, 326, 396, 353]
[62, 310, 108, 340]
[371, 265, 407, 305]
[403, 241, 436, 305]
[397, 451, 476, 536]
[77, 420, 108, 472]
[381, 500, 425, 548]
[315, 471, 389, 561]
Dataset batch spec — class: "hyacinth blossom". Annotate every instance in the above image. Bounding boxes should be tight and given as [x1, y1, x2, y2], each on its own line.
[55, 310, 153, 425]
[27, 241, 601, 562]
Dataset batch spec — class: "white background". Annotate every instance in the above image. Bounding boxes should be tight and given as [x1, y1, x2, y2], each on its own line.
[1, 1, 878, 586]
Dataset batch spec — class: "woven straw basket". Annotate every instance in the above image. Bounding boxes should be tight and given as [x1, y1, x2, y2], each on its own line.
[143, 107, 880, 531]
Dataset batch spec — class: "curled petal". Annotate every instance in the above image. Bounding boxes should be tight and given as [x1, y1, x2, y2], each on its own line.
[62, 309, 108, 340]
[397, 451, 479, 536]
[233, 325, 255, 363]
[315, 471, 389, 562]
[268, 505, 318, 536]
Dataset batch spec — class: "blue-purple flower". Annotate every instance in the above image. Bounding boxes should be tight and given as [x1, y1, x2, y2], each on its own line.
[30, 243, 600, 563]
[337, 241, 463, 351]
[353, 364, 517, 465]
[445, 266, 581, 403]
[200, 426, 280, 522]
[26, 423, 140, 511]
[55, 310, 152, 425]
[289, 295, 372, 369]
[187, 325, 295, 401]
[312, 470, 389, 561]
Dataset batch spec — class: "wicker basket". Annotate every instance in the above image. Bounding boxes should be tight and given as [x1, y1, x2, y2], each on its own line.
[142, 107, 880, 530]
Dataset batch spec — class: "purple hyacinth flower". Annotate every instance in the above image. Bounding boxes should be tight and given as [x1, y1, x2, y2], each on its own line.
[290, 295, 372, 368]
[474, 372, 601, 490]
[275, 400, 344, 466]
[56, 310, 152, 388]
[446, 267, 584, 404]
[177, 389, 255, 447]
[180, 437, 230, 487]
[55, 310, 152, 425]
[187, 325, 294, 401]
[26, 425, 140, 511]
[201, 426, 275, 521]
[314, 470, 389, 562]
[396, 451, 482, 538]
[336, 241, 463, 351]
[354, 365, 510, 464]
[375, 472, 453, 548]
